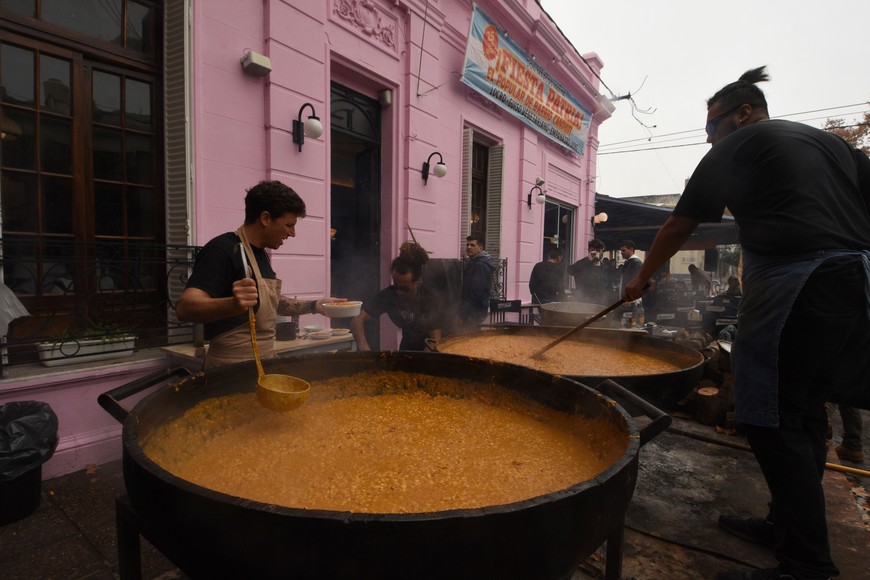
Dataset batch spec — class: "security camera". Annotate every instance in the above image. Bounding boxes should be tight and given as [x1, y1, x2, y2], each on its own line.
[535, 177, 545, 187]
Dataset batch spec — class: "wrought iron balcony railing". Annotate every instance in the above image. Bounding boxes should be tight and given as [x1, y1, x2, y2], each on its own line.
[1, 238, 200, 370]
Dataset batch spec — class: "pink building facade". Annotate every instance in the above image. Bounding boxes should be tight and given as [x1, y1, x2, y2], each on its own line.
[0, 0, 611, 477]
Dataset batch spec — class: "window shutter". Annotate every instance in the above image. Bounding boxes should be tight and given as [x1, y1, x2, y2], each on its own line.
[459, 128, 473, 255]
[164, 0, 193, 339]
[485, 144, 503, 262]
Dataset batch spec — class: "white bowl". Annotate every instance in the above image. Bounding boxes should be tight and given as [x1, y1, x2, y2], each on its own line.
[322, 300, 362, 318]
[308, 331, 333, 340]
[302, 324, 323, 333]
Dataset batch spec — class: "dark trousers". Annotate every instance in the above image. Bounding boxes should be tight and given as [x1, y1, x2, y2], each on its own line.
[743, 256, 867, 579]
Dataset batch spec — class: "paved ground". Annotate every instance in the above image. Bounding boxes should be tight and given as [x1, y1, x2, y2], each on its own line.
[1, 411, 867, 579]
[574, 413, 869, 579]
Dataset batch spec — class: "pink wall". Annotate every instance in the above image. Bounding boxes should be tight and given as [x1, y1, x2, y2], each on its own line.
[0, 356, 168, 478]
[192, 0, 612, 327]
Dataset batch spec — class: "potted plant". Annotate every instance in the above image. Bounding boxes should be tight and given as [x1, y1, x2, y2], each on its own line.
[36, 324, 137, 367]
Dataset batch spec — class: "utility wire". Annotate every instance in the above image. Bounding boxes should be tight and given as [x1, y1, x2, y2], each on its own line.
[600, 122, 870, 156]
[599, 103, 869, 153]
[601, 103, 868, 144]
[600, 103, 868, 149]
[599, 142, 706, 155]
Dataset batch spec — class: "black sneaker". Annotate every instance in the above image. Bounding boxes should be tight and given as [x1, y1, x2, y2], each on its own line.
[718, 514, 775, 549]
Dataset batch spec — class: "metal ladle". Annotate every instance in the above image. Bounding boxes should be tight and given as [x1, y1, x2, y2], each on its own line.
[239, 246, 310, 412]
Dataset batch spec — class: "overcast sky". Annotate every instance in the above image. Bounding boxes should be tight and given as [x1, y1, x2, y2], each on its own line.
[540, 0, 870, 198]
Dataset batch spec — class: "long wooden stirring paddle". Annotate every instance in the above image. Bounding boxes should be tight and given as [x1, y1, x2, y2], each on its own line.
[530, 298, 627, 359]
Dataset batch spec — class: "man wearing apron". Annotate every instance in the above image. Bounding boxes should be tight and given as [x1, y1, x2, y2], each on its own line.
[176, 181, 332, 369]
[624, 67, 870, 580]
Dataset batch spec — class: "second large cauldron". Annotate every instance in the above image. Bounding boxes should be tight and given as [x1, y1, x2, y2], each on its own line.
[100, 351, 670, 580]
[435, 326, 705, 413]
[539, 301, 620, 328]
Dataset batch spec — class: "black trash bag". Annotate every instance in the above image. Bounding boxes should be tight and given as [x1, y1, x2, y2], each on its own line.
[0, 401, 59, 482]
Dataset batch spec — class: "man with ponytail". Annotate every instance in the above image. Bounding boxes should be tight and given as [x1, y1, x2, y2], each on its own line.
[624, 67, 870, 580]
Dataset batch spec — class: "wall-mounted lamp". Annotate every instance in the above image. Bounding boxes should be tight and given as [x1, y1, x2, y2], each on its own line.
[527, 185, 546, 208]
[292, 103, 323, 152]
[592, 212, 609, 225]
[421, 152, 447, 184]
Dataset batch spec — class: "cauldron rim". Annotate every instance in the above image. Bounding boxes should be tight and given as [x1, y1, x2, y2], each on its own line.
[437, 325, 705, 377]
[122, 352, 641, 523]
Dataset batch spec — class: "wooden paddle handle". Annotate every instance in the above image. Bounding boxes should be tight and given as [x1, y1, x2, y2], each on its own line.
[530, 298, 627, 359]
[239, 244, 266, 379]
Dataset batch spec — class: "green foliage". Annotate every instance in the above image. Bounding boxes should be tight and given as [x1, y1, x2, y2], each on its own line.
[43, 322, 136, 345]
[719, 245, 742, 269]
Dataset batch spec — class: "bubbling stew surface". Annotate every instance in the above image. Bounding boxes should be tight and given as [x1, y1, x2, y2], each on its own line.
[143, 371, 626, 514]
[438, 333, 688, 376]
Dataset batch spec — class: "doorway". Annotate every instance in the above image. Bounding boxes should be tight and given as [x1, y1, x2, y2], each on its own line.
[542, 202, 574, 260]
[329, 83, 381, 342]
[542, 201, 574, 293]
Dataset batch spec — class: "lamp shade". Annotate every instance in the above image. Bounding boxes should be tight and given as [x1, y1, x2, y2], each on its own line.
[432, 162, 447, 178]
[304, 116, 323, 139]
[536, 192, 546, 204]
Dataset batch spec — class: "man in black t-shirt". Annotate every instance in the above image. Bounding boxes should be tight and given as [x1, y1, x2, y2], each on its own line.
[351, 256, 442, 351]
[623, 66, 870, 580]
[176, 181, 333, 368]
[529, 247, 565, 304]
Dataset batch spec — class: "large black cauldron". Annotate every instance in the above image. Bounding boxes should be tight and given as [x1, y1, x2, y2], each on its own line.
[100, 351, 669, 580]
[436, 326, 705, 413]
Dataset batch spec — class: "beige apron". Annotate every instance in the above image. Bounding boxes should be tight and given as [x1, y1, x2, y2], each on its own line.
[203, 227, 281, 369]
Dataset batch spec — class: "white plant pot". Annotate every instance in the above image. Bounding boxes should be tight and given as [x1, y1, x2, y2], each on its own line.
[37, 335, 137, 367]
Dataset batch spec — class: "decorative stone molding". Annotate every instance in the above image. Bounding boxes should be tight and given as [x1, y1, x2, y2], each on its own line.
[333, 0, 398, 55]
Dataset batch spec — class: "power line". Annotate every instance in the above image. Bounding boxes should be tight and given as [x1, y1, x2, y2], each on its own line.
[599, 122, 870, 156]
[599, 102, 869, 150]
[599, 142, 706, 155]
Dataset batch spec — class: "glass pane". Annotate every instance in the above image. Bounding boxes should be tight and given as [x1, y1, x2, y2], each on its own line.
[43, 0, 123, 46]
[42, 175, 73, 233]
[127, 1, 153, 53]
[93, 127, 122, 180]
[1, 44, 35, 106]
[1, 107, 36, 169]
[40, 55, 71, 115]
[125, 132, 152, 183]
[94, 182, 124, 236]
[125, 78, 151, 130]
[40, 116, 72, 173]
[0, 171, 37, 232]
[0, 0, 36, 16]
[92, 70, 121, 125]
[127, 186, 153, 237]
